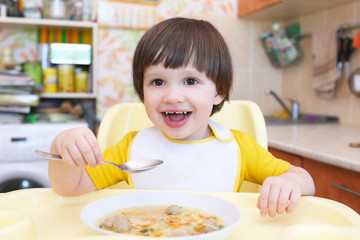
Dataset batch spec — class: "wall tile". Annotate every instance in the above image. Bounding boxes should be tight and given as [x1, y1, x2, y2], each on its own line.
[251, 69, 283, 116]
[251, 20, 277, 69]
[327, 2, 355, 27]
[220, 17, 251, 69]
[231, 69, 250, 100]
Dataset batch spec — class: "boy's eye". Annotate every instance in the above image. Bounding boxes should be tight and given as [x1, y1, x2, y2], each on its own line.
[185, 78, 198, 85]
[152, 79, 164, 86]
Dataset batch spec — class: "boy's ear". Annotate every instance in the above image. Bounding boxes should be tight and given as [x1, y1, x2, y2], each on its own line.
[214, 94, 225, 105]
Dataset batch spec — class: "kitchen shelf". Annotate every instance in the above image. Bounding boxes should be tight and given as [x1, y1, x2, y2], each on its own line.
[0, 17, 99, 100]
[98, 24, 148, 31]
[39, 92, 97, 99]
[0, 17, 97, 29]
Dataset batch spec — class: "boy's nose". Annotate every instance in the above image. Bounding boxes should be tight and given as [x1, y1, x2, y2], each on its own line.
[162, 87, 185, 104]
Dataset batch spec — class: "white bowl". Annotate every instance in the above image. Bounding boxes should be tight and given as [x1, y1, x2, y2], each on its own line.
[81, 191, 241, 240]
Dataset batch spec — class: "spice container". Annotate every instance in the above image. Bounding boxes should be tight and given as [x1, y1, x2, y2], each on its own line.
[0, 46, 16, 70]
[23, 2, 42, 19]
[75, 70, 88, 92]
[58, 64, 74, 92]
[43, 67, 57, 93]
[48, 0, 67, 19]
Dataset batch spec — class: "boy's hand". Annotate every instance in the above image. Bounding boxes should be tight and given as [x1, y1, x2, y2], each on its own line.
[256, 165, 315, 217]
[51, 127, 104, 168]
[256, 175, 301, 217]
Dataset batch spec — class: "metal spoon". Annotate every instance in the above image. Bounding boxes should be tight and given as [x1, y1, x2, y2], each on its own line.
[35, 150, 163, 173]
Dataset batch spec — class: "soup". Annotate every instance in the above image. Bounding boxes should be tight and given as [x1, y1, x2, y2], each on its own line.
[98, 204, 224, 237]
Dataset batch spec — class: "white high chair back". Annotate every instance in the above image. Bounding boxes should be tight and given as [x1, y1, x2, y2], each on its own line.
[97, 100, 266, 192]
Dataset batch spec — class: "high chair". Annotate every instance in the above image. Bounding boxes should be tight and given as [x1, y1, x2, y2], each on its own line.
[97, 100, 266, 192]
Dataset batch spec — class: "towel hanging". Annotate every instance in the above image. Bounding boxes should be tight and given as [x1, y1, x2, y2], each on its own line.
[311, 27, 338, 99]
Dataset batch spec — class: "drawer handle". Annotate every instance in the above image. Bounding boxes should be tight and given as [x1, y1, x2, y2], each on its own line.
[333, 184, 360, 197]
[11, 137, 27, 142]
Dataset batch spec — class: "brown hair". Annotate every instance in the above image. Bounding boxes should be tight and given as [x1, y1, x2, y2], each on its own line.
[132, 17, 233, 115]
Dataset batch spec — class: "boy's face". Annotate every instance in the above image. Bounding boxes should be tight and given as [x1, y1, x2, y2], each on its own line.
[143, 63, 224, 141]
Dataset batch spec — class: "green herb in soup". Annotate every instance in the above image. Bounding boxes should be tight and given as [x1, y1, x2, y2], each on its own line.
[98, 204, 224, 237]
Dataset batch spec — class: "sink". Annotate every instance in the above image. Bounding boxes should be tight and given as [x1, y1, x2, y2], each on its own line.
[265, 113, 339, 125]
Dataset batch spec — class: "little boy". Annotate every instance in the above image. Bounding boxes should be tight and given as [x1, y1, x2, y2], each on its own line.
[49, 17, 315, 217]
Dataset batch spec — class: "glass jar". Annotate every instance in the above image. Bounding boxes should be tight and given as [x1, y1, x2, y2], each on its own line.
[23, 2, 41, 19]
[58, 64, 74, 92]
[48, 0, 67, 19]
[75, 70, 88, 93]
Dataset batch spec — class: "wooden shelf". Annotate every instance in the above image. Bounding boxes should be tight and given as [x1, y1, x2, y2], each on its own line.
[98, 24, 148, 31]
[0, 17, 97, 29]
[0, 17, 99, 100]
[39, 92, 97, 99]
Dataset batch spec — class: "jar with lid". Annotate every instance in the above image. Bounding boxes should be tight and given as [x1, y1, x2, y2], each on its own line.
[43, 0, 67, 19]
[75, 68, 88, 92]
[0, 46, 15, 70]
[58, 64, 74, 92]
[43, 67, 57, 93]
[23, 2, 42, 19]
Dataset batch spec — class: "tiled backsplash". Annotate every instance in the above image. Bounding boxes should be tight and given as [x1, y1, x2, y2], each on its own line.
[281, 1, 360, 126]
[204, 1, 360, 126]
[194, 14, 284, 118]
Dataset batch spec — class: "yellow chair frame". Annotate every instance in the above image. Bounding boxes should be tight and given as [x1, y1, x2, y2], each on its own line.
[97, 100, 266, 192]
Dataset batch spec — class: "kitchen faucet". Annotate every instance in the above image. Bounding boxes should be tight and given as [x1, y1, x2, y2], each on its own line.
[265, 89, 299, 120]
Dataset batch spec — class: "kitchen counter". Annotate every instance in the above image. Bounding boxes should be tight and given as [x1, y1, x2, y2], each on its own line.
[266, 124, 360, 173]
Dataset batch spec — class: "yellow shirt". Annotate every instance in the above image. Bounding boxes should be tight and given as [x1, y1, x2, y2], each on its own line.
[86, 128, 290, 192]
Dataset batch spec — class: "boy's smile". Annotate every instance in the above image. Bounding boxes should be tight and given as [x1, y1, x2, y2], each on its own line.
[162, 112, 192, 128]
[143, 63, 224, 141]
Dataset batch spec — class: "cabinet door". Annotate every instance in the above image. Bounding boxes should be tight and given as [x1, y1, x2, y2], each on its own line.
[269, 147, 302, 167]
[238, 0, 284, 17]
[303, 158, 360, 214]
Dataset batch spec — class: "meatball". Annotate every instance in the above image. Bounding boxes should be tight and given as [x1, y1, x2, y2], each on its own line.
[166, 204, 182, 215]
[102, 214, 130, 233]
[170, 229, 190, 237]
[203, 218, 220, 232]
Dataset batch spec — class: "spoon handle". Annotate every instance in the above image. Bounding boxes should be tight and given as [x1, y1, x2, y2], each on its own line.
[35, 150, 62, 160]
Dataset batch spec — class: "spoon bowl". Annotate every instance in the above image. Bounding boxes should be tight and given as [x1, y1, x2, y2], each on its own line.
[35, 150, 163, 173]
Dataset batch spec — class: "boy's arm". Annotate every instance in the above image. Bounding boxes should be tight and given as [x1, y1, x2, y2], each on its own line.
[48, 160, 97, 196]
[48, 127, 103, 196]
[256, 165, 315, 217]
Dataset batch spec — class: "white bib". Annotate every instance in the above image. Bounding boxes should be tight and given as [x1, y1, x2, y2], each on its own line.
[129, 120, 240, 192]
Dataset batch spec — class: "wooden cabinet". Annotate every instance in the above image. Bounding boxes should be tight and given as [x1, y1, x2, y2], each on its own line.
[269, 147, 302, 167]
[237, 0, 356, 20]
[238, 0, 282, 18]
[269, 147, 360, 214]
[302, 158, 360, 214]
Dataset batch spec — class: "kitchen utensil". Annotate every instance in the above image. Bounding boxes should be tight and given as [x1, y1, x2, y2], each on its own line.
[35, 150, 163, 173]
[348, 68, 360, 97]
[335, 35, 344, 87]
[343, 36, 355, 78]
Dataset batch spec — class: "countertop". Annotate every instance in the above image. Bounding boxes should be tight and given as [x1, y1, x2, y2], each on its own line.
[266, 124, 360, 173]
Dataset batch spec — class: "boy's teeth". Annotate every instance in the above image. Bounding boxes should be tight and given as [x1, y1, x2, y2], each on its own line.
[165, 112, 187, 115]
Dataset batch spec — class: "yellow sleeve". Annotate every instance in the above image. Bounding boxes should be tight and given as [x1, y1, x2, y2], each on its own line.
[232, 129, 290, 186]
[86, 131, 138, 189]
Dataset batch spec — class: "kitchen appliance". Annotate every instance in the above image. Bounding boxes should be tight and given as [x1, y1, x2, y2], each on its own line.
[0, 121, 88, 193]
